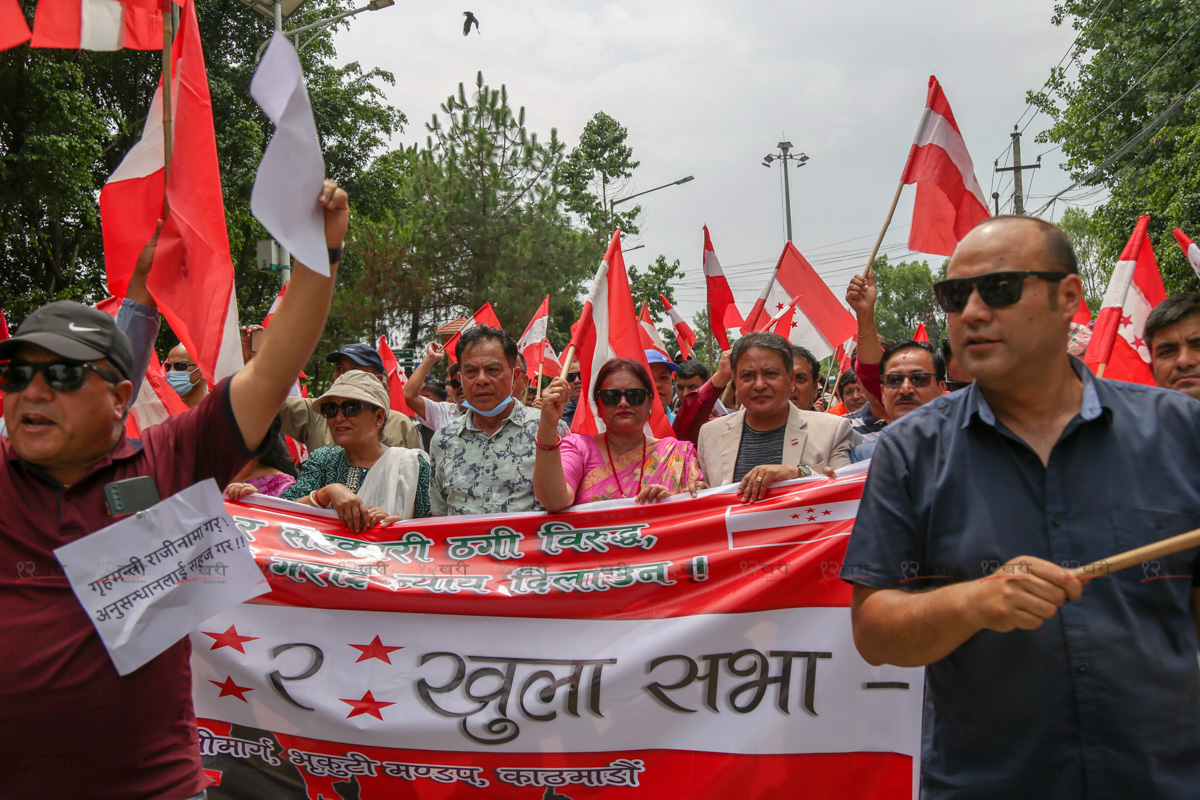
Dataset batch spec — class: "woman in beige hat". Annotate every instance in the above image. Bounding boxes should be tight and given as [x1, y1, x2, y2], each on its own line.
[282, 371, 430, 530]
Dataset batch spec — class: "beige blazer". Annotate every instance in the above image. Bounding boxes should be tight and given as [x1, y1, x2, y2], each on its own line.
[697, 404, 853, 487]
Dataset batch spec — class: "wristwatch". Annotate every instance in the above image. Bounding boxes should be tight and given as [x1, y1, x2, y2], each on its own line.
[328, 245, 344, 264]
[797, 465, 814, 477]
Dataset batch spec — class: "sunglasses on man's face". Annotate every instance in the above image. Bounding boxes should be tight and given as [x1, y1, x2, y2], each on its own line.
[881, 372, 938, 390]
[567, 372, 581, 383]
[597, 388, 649, 407]
[0, 360, 121, 393]
[448, 380, 462, 390]
[933, 271, 1068, 313]
[319, 399, 374, 419]
[162, 361, 197, 372]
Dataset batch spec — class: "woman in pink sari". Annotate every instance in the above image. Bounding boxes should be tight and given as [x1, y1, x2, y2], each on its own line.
[533, 357, 705, 512]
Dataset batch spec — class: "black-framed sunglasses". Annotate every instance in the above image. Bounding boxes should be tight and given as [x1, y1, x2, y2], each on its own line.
[319, 399, 374, 419]
[567, 372, 581, 383]
[597, 388, 649, 407]
[933, 271, 1068, 313]
[162, 361, 197, 372]
[0, 360, 121, 393]
[881, 372, 938, 390]
[448, 379, 462, 389]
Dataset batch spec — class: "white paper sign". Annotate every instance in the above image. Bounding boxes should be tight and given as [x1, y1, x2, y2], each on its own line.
[250, 32, 329, 275]
[54, 479, 269, 676]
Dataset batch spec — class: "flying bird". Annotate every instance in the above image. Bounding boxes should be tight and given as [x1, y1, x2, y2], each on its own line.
[462, 11, 480, 36]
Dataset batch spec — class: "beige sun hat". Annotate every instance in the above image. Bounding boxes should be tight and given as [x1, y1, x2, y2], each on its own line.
[314, 369, 390, 411]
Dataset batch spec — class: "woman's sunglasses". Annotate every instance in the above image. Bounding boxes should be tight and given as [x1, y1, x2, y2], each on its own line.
[0, 360, 121, 393]
[933, 271, 1067, 313]
[597, 388, 649, 407]
[319, 399, 375, 419]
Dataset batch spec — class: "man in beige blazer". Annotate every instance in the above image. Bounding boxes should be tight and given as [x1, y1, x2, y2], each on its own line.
[699, 332, 852, 501]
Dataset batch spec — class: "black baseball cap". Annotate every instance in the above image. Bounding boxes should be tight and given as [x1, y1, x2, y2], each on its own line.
[0, 301, 133, 379]
[325, 342, 385, 374]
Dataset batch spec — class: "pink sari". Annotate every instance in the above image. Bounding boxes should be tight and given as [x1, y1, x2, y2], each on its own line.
[559, 434, 704, 504]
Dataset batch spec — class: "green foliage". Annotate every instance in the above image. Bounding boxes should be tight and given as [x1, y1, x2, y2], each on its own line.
[560, 111, 641, 242]
[687, 307, 717, 370]
[1057, 206, 1106, 307]
[1028, 0, 1200, 295]
[627, 255, 684, 324]
[870, 255, 944, 344]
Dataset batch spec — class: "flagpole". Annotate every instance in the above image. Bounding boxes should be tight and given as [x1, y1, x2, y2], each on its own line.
[560, 345, 577, 379]
[864, 178, 905, 274]
[161, 0, 175, 217]
[535, 363, 545, 400]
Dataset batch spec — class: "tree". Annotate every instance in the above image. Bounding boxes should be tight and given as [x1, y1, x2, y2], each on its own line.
[1057, 206, 1106, 307]
[870, 256, 944, 344]
[627, 255, 684, 324]
[560, 111, 641, 241]
[1027, 0, 1200, 295]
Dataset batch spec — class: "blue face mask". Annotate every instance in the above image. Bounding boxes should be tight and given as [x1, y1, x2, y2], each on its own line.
[461, 394, 515, 418]
[166, 369, 198, 396]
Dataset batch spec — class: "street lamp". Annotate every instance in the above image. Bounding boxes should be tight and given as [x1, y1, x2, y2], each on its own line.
[761, 141, 808, 242]
[248, 0, 395, 60]
[607, 175, 694, 229]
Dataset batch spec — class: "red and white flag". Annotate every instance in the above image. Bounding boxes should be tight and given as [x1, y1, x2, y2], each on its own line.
[0, 0, 31, 50]
[741, 242, 857, 360]
[912, 323, 929, 343]
[753, 293, 802, 336]
[377, 335, 415, 417]
[261, 284, 285, 328]
[703, 226, 743, 350]
[1072, 297, 1091, 325]
[901, 76, 990, 257]
[444, 302, 503, 365]
[30, 0, 168, 50]
[99, 0, 242, 387]
[568, 231, 673, 437]
[660, 294, 696, 359]
[515, 295, 560, 379]
[638, 302, 671, 360]
[1173, 227, 1200, 281]
[833, 336, 855, 373]
[1085, 216, 1166, 384]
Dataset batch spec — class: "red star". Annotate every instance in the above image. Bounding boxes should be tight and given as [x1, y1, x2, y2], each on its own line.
[341, 690, 395, 720]
[1132, 336, 1145, 349]
[790, 321, 797, 328]
[202, 625, 258, 654]
[776, 302, 785, 310]
[210, 675, 254, 703]
[1120, 314, 1133, 327]
[822, 509, 832, 515]
[808, 515, 816, 521]
[349, 635, 404, 664]
[806, 508, 815, 514]
[791, 513, 800, 519]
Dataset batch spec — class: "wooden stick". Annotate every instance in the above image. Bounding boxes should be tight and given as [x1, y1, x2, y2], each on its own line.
[1096, 363, 1107, 379]
[1070, 526, 1200, 579]
[161, 0, 175, 216]
[559, 345, 577, 380]
[864, 178, 906, 274]
[535, 362, 545, 400]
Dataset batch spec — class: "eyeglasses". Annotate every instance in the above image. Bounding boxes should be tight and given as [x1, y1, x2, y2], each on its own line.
[0, 360, 121, 393]
[597, 388, 649, 407]
[448, 380, 462, 389]
[933, 271, 1068, 313]
[319, 399, 374, 419]
[162, 361, 197, 372]
[567, 372, 581, 383]
[881, 372, 938, 390]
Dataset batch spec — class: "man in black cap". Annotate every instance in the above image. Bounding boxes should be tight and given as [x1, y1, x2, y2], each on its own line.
[0, 180, 349, 800]
[277, 341, 419, 452]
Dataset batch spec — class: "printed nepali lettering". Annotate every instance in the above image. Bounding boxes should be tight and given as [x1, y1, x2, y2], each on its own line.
[279, 524, 435, 563]
[494, 758, 645, 788]
[197, 727, 281, 765]
[232, 515, 269, 541]
[445, 526, 525, 561]
[378, 573, 493, 594]
[536, 520, 657, 555]
[645, 649, 832, 715]
[287, 748, 379, 779]
[505, 560, 675, 595]
[380, 761, 489, 787]
[267, 556, 370, 590]
[417, 652, 615, 744]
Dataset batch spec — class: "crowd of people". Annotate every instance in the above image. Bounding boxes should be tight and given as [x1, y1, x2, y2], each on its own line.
[3, 182, 1200, 799]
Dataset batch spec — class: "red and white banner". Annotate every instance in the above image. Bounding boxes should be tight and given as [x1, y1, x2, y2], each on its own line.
[741, 242, 857, 360]
[901, 76, 990, 257]
[377, 336, 415, 417]
[637, 302, 670, 360]
[1085, 216, 1166, 384]
[567, 231, 672, 438]
[28, 0, 168, 51]
[1173, 227, 1200, 281]
[516, 295, 560, 379]
[444, 303, 503, 365]
[659, 294, 696, 360]
[195, 473, 921, 798]
[703, 226, 743, 350]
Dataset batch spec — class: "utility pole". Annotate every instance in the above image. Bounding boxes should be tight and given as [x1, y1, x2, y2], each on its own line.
[994, 125, 1041, 215]
[762, 141, 809, 241]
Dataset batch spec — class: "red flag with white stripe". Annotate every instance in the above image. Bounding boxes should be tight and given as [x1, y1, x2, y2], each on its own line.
[741, 242, 857, 360]
[901, 76, 990, 257]
[568, 230, 673, 437]
[1173, 227, 1200, 281]
[660, 294, 696, 359]
[637, 302, 671, 360]
[515, 295, 558, 379]
[377, 335, 415, 416]
[703, 226, 743, 350]
[1085, 216, 1166, 384]
[444, 303, 503, 365]
[261, 284, 285, 328]
[30, 0, 167, 50]
[99, 0, 242, 387]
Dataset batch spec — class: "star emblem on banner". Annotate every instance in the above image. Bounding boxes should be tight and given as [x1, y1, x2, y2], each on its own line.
[791, 513, 801, 519]
[202, 625, 258, 654]
[1132, 336, 1145, 350]
[210, 675, 254, 702]
[776, 302, 785, 310]
[808, 515, 816, 521]
[1120, 314, 1133, 328]
[349, 635, 404, 664]
[790, 321, 797, 328]
[341, 690, 396, 720]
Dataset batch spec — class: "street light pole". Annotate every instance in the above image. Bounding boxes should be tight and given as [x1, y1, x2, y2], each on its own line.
[761, 141, 809, 242]
[607, 175, 695, 230]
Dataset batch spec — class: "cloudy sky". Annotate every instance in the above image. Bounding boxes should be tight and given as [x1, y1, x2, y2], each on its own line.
[334, 0, 1083, 328]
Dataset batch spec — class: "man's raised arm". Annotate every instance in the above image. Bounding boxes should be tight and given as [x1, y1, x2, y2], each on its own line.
[230, 179, 347, 450]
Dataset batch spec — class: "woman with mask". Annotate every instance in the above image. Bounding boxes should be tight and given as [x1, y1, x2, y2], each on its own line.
[163, 343, 208, 408]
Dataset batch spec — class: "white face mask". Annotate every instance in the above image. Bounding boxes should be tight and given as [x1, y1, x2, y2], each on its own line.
[166, 367, 200, 396]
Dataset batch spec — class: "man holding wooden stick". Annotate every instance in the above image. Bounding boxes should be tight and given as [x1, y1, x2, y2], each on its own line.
[842, 216, 1200, 799]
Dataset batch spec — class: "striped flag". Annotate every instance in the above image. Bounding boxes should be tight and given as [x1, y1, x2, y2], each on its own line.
[660, 294, 696, 359]
[444, 303, 502, 365]
[637, 302, 671, 360]
[703, 226, 743, 350]
[1173, 227, 1200, 280]
[30, 0, 168, 50]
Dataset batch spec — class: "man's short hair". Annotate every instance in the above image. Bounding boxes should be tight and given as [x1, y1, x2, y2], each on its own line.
[881, 339, 946, 383]
[731, 331, 793, 375]
[456, 324, 518, 366]
[677, 359, 710, 382]
[837, 368, 858, 399]
[422, 378, 448, 401]
[983, 215, 1078, 275]
[791, 345, 820, 384]
[1145, 292, 1200, 348]
[448, 362, 460, 378]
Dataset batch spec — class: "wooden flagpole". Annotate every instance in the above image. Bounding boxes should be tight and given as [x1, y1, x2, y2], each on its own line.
[864, 178, 906, 275]
[535, 363, 545, 400]
[1070, 526, 1200, 580]
[161, 0, 175, 216]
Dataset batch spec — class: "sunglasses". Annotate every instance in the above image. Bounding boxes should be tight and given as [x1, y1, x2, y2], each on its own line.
[933, 271, 1068, 313]
[597, 388, 649, 407]
[319, 399, 375, 419]
[448, 380, 461, 389]
[162, 361, 197, 372]
[0, 360, 121, 393]
[881, 372, 938, 390]
[567, 372, 581, 382]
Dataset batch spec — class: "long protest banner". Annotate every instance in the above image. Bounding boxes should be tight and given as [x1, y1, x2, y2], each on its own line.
[192, 471, 922, 799]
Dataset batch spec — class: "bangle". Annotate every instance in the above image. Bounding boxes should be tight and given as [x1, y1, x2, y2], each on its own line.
[309, 489, 322, 507]
[535, 435, 562, 450]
